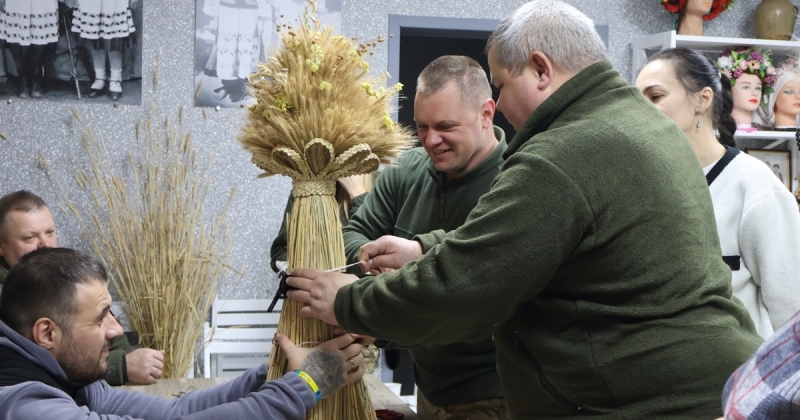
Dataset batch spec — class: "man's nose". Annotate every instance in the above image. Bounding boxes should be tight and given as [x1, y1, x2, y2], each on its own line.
[424, 131, 442, 147]
[37, 237, 52, 249]
[107, 316, 123, 338]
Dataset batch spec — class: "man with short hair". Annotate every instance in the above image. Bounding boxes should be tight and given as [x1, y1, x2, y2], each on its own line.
[0, 247, 364, 419]
[342, 55, 506, 419]
[0, 190, 56, 279]
[0, 190, 164, 386]
[285, 1, 764, 418]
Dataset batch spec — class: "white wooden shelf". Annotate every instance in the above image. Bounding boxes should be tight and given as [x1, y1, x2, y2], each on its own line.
[632, 31, 800, 78]
[734, 131, 795, 140]
[734, 130, 795, 149]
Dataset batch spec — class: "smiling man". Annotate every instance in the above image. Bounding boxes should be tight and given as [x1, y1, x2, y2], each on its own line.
[341, 55, 506, 419]
[286, 1, 764, 419]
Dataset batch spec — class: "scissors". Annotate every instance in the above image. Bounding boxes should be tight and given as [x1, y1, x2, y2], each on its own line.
[267, 261, 363, 312]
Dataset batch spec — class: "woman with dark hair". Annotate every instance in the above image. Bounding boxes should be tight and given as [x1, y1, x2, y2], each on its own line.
[660, 0, 734, 36]
[636, 47, 800, 339]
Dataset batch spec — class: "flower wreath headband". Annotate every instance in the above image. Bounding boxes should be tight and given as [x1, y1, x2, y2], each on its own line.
[661, 0, 735, 21]
[716, 47, 777, 100]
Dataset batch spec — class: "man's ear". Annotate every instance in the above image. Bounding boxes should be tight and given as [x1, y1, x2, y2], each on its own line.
[480, 98, 496, 128]
[530, 51, 555, 91]
[30, 317, 62, 351]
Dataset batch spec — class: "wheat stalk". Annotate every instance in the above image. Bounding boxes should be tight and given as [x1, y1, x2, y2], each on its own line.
[68, 106, 235, 378]
[239, 1, 413, 418]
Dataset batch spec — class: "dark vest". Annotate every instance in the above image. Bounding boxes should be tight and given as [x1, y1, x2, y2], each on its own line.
[0, 344, 87, 406]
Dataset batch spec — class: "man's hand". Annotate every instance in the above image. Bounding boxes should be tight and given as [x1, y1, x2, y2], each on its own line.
[274, 333, 364, 398]
[286, 269, 359, 326]
[357, 235, 423, 275]
[333, 325, 376, 346]
[125, 348, 165, 385]
[337, 174, 371, 198]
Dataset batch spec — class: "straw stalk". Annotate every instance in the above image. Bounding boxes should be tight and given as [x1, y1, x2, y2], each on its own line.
[239, 1, 414, 418]
[68, 107, 235, 379]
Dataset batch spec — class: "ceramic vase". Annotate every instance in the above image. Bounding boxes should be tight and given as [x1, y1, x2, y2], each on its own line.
[754, 0, 798, 40]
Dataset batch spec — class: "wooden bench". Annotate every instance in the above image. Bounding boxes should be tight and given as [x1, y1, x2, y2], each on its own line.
[202, 299, 282, 378]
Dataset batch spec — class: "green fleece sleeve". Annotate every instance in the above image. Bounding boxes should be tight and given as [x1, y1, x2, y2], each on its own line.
[346, 193, 367, 219]
[104, 350, 127, 385]
[103, 334, 134, 385]
[342, 167, 405, 264]
[270, 193, 293, 273]
[414, 230, 448, 253]
[334, 149, 594, 346]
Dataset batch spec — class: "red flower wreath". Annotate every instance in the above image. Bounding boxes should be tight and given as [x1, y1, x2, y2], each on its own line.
[660, 0, 735, 21]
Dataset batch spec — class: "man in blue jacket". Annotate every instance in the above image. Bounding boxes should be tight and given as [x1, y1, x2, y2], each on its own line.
[0, 247, 364, 420]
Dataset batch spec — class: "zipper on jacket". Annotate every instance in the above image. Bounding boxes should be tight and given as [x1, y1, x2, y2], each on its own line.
[439, 185, 446, 221]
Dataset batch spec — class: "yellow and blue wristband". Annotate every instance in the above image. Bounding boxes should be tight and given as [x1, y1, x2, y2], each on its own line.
[294, 370, 322, 401]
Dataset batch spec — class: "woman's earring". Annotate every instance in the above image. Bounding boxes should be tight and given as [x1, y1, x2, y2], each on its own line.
[696, 119, 701, 129]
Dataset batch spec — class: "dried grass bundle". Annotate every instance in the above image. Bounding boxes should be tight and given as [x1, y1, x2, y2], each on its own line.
[238, 1, 413, 418]
[67, 107, 235, 378]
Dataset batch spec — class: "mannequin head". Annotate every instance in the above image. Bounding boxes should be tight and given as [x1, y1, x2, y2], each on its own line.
[774, 79, 800, 127]
[759, 69, 800, 128]
[730, 73, 763, 125]
[660, 0, 734, 20]
[661, 0, 735, 35]
[684, 0, 713, 17]
[716, 47, 777, 127]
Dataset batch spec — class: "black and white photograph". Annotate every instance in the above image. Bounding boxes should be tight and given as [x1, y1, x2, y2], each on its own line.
[746, 148, 792, 190]
[194, 0, 341, 108]
[0, 0, 144, 105]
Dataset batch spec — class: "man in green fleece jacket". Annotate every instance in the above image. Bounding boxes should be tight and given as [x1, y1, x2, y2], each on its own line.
[285, 1, 764, 419]
[0, 190, 166, 386]
[342, 55, 507, 419]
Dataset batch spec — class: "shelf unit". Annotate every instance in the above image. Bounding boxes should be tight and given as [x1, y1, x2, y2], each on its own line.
[632, 31, 800, 192]
[734, 131, 794, 148]
[631, 31, 800, 78]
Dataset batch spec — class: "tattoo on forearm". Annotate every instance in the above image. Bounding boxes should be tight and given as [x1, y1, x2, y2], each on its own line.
[300, 349, 344, 397]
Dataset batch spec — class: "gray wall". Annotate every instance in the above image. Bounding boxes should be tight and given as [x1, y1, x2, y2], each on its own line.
[0, 0, 794, 299]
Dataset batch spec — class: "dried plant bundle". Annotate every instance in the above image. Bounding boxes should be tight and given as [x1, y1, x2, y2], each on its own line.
[68, 107, 235, 378]
[238, 1, 413, 419]
[239, 6, 412, 181]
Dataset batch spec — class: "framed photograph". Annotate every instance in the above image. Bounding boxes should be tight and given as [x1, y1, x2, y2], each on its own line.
[0, 0, 143, 105]
[194, 0, 342, 108]
[745, 149, 792, 190]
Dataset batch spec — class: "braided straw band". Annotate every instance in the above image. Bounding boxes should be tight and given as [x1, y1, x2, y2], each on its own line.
[293, 180, 336, 197]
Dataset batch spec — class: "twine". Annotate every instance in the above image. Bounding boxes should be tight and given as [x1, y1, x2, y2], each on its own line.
[293, 180, 336, 197]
